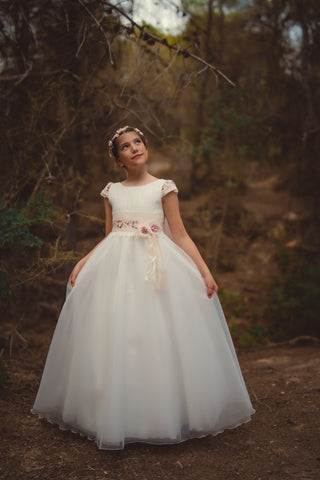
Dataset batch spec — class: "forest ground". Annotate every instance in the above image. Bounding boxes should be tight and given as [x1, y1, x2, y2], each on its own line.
[1, 160, 320, 479]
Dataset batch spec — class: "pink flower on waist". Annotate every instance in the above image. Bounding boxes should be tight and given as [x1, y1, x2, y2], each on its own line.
[139, 223, 161, 236]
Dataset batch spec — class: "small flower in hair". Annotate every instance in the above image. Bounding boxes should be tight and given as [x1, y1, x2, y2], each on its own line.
[135, 128, 144, 137]
[108, 140, 114, 158]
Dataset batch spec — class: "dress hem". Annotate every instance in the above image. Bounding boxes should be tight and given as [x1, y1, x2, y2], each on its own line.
[31, 408, 255, 450]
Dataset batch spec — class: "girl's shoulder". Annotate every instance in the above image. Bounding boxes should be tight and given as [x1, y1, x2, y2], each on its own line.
[100, 182, 113, 198]
[160, 179, 178, 198]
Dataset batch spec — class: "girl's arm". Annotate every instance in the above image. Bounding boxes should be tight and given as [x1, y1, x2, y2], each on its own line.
[162, 192, 218, 299]
[69, 198, 112, 287]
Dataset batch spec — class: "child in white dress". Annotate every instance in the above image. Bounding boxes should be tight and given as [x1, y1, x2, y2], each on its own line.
[32, 126, 255, 450]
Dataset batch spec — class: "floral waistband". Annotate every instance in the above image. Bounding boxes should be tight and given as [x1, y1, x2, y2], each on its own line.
[112, 219, 163, 235]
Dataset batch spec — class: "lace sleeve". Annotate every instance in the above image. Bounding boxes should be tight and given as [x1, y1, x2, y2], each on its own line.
[100, 182, 113, 199]
[161, 179, 178, 198]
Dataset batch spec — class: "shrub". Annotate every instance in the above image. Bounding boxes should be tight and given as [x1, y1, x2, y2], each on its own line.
[0, 189, 59, 299]
[265, 240, 320, 339]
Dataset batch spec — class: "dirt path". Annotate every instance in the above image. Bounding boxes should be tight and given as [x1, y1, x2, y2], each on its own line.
[1, 327, 319, 480]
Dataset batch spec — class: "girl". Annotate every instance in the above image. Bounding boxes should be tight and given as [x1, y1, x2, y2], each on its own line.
[32, 126, 255, 450]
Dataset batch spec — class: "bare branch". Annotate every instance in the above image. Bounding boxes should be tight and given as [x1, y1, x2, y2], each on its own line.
[76, 0, 235, 86]
[76, 17, 88, 58]
[179, 65, 209, 91]
[76, 0, 114, 65]
[152, 45, 181, 83]
[102, 1, 235, 86]
[29, 115, 78, 200]
[0, 68, 81, 83]
[0, 62, 33, 86]
[112, 98, 163, 141]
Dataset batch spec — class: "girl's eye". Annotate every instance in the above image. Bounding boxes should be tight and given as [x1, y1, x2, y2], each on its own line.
[120, 139, 141, 151]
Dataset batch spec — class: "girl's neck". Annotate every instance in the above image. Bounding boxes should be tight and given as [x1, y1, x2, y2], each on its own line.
[123, 169, 157, 186]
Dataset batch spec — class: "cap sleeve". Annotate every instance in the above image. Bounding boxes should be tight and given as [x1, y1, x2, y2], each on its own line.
[161, 179, 178, 198]
[100, 182, 113, 198]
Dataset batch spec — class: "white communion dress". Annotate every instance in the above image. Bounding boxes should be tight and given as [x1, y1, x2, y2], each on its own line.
[31, 179, 255, 450]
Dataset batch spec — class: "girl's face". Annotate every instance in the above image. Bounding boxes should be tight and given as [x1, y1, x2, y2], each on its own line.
[116, 131, 148, 169]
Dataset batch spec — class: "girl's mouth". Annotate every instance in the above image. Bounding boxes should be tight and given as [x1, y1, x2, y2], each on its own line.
[132, 154, 142, 160]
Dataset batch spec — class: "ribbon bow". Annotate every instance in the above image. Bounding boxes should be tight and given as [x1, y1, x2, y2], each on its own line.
[139, 224, 163, 290]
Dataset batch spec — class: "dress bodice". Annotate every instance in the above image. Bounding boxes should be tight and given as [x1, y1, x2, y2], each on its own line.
[100, 179, 178, 289]
[100, 179, 178, 232]
[104, 179, 164, 214]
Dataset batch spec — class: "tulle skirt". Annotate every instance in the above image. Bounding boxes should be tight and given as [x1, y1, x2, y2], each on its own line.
[31, 232, 255, 449]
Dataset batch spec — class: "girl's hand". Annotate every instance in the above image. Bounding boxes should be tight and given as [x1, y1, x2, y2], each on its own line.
[69, 259, 86, 287]
[203, 272, 218, 299]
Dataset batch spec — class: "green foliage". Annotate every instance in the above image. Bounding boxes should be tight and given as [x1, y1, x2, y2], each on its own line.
[265, 241, 320, 339]
[207, 91, 276, 162]
[237, 324, 267, 348]
[219, 288, 244, 316]
[194, 137, 219, 160]
[191, 85, 281, 187]
[0, 190, 59, 299]
[0, 190, 58, 249]
[219, 288, 266, 347]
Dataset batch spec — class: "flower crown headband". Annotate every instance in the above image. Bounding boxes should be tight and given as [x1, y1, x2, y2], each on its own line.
[108, 126, 145, 159]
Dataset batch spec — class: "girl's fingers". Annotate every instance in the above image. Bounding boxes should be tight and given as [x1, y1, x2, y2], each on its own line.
[207, 283, 218, 298]
[69, 270, 77, 287]
[203, 273, 218, 298]
[69, 262, 83, 288]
